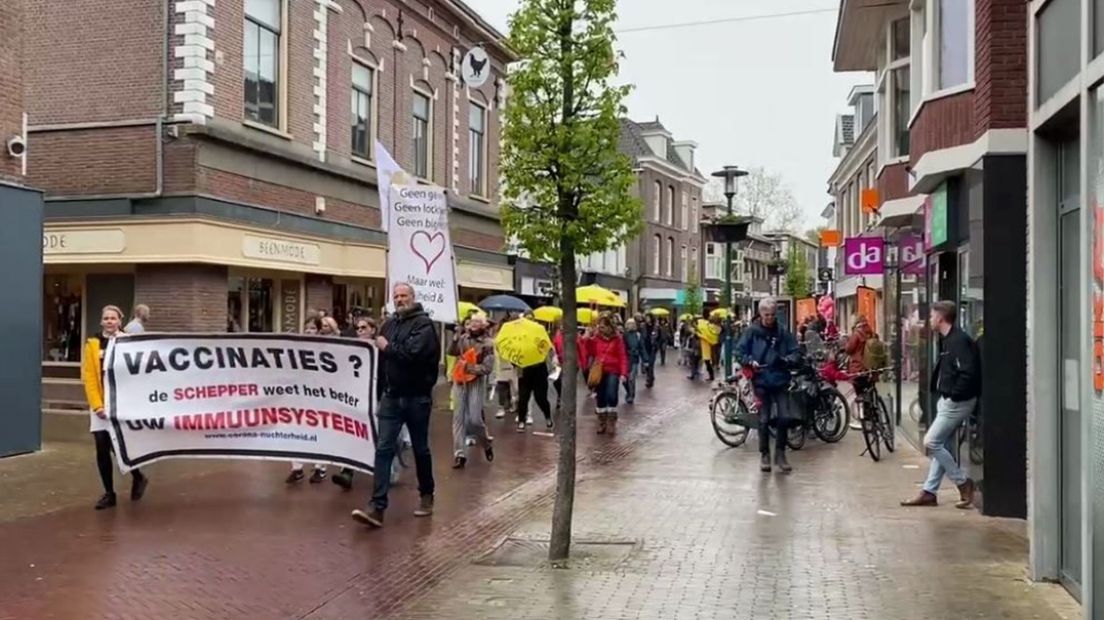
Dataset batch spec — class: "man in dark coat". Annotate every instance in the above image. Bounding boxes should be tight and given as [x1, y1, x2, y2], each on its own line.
[736, 297, 800, 474]
[352, 283, 441, 528]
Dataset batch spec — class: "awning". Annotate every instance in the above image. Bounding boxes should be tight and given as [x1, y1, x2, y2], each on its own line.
[877, 195, 925, 229]
[456, 262, 514, 291]
[43, 218, 387, 278]
[640, 287, 679, 301]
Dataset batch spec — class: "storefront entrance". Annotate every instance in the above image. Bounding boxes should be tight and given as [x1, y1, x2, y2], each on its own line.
[1057, 139, 1082, 596]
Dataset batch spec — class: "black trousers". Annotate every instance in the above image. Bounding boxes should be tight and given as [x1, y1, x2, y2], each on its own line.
[93, 430, 143, 495]
[517, 364, 552, 425]
[754, 388, 792, 456]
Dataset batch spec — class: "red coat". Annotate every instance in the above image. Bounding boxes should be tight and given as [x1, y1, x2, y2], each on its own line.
[583, 333, 629, 377]
[553, 331, 585, 369]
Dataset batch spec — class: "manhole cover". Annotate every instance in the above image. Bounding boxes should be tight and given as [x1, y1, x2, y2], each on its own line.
[474, 537, 638, 569]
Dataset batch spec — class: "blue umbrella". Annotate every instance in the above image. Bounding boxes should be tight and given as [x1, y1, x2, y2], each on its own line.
[478, 294, 531, 313]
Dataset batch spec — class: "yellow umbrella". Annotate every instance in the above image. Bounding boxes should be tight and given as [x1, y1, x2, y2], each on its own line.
[709, 308, 731, 320]
[679, 313, 694, 322]
[458, 301, 480, 320]
[648, 308, 670, 317]
[494, 318, 553, 368]
[576, 285, 625, 307]
[696, 319, 721, 345]
[577, 308, 596, 325]
[532, 306, 564, 323]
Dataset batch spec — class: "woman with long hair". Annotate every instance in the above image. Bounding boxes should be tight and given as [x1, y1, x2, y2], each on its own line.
[82, 305, 148, 510]
[582, 313, 629, 435]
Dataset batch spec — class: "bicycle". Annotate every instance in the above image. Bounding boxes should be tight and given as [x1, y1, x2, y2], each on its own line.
[850, 367, 896, 462]
[787, 354, 851, 446]
[709, 368, 757, 448]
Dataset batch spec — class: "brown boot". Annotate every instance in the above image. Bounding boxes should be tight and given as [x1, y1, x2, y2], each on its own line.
[955, 479, 975, 509]
[900, 490, 938, 507]
[607, 416, 617, 435]
[596, 411, 607, 435]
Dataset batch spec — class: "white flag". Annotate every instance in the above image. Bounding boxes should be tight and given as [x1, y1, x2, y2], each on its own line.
[374, 140, 404, 232]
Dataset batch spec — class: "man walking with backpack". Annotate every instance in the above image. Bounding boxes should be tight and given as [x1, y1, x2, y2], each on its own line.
[901, 301, 980, 509]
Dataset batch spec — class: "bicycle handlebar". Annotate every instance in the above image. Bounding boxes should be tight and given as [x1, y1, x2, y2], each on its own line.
[847, 367, 895, 378]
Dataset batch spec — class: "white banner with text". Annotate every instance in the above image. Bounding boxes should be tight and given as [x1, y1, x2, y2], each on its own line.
[387, 183, 459, 323]
[103, 334, 377, 473]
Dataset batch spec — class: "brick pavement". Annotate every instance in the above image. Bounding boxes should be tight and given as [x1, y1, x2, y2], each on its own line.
[0, 364, 1080, 619]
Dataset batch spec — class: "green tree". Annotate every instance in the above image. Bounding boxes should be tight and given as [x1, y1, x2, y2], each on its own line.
[683, 264, 703, 317]
[784, 246, 811, 298]
[500, 0, 641, 563]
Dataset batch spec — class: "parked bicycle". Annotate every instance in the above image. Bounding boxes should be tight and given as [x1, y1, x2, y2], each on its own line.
[851, 367, 896, 462]
[785, 353, 852, 449]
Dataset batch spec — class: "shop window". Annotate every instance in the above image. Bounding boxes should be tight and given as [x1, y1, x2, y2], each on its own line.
[43, 274, 83, 362]
[333, 281, 381, 331]
[228, 277, 245, 332]
[248, 278, 274, 332]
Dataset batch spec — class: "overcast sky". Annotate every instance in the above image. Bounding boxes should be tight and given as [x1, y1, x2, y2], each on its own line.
[465, 0, 870, 230]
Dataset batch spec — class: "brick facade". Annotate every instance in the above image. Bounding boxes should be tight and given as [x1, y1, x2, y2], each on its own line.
[134, 263, 229, 332]
[909, 91, 975, 164]
[973, 0, 1027, 136]
[877, 162, 909, 203]
[0, 0, 23, 184]
[25, 0, 511, 233]
[634, 168, 702, 285]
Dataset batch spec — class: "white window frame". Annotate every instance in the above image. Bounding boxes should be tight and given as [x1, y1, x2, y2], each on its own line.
[666, 186, 675, 226]
[704, 243, 720, 280]
[680, 191, 688, 231]
[350, 60, 378, 163]
[878, 16, 912, 167]
[907, 0, 975, 129]
[665, 237, 674, 276]
[680, 244, 688, 281]
[411, 87, 434, 181]
[468, 100, 488, 197]
[690, 196, 698, 233]
[652, 234, 662, 274]
[243, 0, 289, 133]
[653, 181, 662, 222]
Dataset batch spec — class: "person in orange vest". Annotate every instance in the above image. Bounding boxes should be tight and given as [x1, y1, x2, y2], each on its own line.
[447, 315, 495, 468]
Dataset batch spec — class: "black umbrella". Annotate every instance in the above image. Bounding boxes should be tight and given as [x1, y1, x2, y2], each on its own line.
[478, 294, 531, 313]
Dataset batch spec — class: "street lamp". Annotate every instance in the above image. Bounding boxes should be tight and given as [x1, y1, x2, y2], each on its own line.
[711, 165, 748, 380]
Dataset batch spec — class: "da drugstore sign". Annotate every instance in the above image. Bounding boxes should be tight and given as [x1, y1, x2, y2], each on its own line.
[843, 237, 885, 276]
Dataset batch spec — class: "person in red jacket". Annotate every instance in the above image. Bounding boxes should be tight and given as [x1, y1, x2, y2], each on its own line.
[583, 313, 629, 435]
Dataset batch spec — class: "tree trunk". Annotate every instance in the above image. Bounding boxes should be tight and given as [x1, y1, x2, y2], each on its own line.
[549, 232, 578, 564]
[549, 1, 578, 565]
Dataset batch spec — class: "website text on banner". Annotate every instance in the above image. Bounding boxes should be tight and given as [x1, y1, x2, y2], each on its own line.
[103, 334, 378, 474]
[387, 183, 459, 324]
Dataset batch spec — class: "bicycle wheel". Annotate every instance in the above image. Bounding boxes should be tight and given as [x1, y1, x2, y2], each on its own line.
[786, 424, 807, 451]
[877, 395, 895, 453]
[812, 388, 850, 443]
[710, 392, 749, 447]
[860, 401, 882, 462]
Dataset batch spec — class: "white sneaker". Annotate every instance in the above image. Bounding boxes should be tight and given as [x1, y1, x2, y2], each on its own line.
[526, 414, 534, 425]
[465, 437, 476, 446]
[495, 409, 506, 419]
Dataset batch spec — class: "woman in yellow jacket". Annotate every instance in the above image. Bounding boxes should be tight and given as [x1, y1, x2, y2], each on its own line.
[83, 304, 148, 510]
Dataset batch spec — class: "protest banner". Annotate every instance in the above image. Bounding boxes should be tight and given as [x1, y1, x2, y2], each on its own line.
[374, 140, 404, 232]
[102, 333, 377, 474]
[387, 181, 460, 323]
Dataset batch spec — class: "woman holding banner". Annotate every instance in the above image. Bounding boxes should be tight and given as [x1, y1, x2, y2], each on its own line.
[287, 317, 329, 484]
[82, 305, 149, 510]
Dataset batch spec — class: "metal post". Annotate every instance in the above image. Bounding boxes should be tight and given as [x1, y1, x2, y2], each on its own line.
[723, 193, 734, 380]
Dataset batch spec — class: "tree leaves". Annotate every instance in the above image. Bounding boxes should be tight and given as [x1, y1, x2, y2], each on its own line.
[500, 0, 642, 266]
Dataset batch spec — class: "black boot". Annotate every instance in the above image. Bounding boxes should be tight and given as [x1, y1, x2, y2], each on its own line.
[760, 452, 772, 473]
[774, 451, 792, 474]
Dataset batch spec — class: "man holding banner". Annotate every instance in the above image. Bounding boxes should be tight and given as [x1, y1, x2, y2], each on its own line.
[353, 282, 441, 528]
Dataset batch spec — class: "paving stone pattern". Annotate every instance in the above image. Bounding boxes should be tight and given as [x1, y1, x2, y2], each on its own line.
[0, 365, 1081, 620]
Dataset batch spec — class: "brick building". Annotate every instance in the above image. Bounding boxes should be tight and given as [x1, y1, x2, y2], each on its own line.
[0, 0, 46, 457]
[832, 0, 1028, 520]
[25, 1, 514, 395]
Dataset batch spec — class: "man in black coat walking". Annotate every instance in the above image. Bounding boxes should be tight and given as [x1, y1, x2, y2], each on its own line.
[352, 282, 441, 528]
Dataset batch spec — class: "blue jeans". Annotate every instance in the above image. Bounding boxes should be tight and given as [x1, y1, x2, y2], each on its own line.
[371, 394, 435, 511]
[922, 397, 975, 493]
[624, 361, 638, 402]
[596, 372, 620, 413]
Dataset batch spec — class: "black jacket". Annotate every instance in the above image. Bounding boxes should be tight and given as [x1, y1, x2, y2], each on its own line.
[378, 304, 440, 397]
[931, 326, 979, 402]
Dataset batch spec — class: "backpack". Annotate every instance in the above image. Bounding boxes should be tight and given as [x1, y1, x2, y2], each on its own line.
[863, 336, 889, 371]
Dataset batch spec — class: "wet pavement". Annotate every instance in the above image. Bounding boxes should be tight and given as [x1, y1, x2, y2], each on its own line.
[0, 364, 1080, 620]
